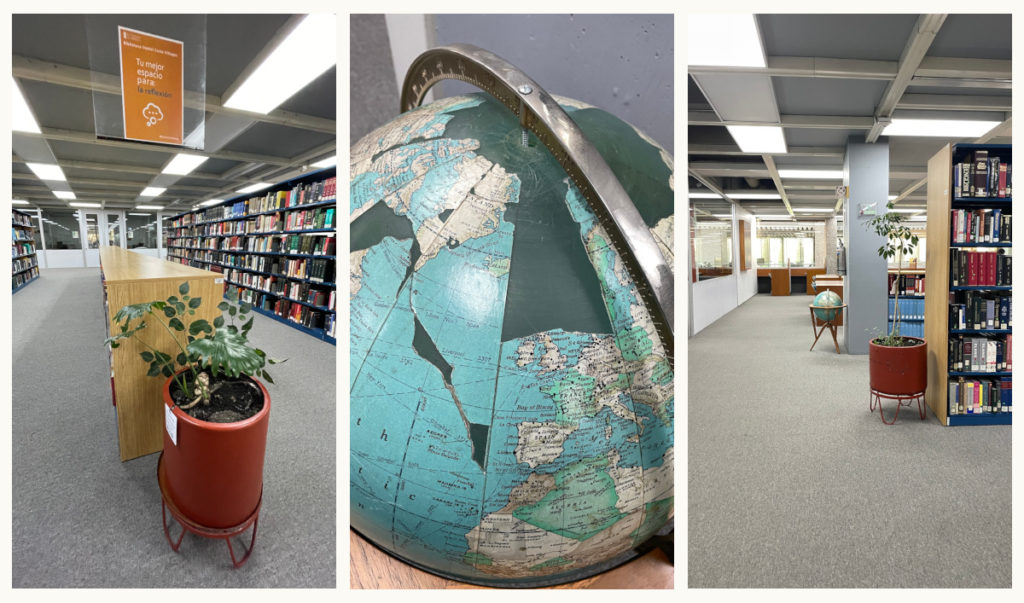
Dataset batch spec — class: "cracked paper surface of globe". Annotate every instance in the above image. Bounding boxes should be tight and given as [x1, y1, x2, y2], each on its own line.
[350, 92, 674, 586]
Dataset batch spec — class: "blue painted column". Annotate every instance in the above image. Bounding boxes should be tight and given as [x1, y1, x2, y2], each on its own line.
[842, 138, 890, 354]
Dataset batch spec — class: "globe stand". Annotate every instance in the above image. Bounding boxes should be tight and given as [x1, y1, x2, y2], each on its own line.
[352, 522, 674, 588]
[808, 304, 847, 353]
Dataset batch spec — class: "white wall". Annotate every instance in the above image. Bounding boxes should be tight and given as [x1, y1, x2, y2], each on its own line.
[691, 206, 758, 335]
[40, 250, 87, 269]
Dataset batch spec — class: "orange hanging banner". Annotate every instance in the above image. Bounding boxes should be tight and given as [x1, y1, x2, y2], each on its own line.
[118, 26, 183, 145]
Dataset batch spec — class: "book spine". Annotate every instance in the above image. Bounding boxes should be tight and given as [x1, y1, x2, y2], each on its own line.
[974, 149, 989, 197]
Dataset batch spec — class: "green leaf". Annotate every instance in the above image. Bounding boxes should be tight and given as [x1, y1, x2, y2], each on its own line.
[167, 296, 179, 304]
[113, 302, 158, 324]
[108, 341, 120, 349]
[140, 351, 154, 362]
[147, 364, 161, 377]
[161, 365, 173, 378]
[240, 301, 252, 314]
[169, 317, 185, 332]
[242, 316, 254, 333]
[189, 319, 213, 336]
[188, 329, 265, 379]
[182, 294, 190, 301]
[218, 301, 229, 312]
[179, 282, 189, 296]
[213, 316, 225, 329]
[261, 371, 275, 385]
[188, 297, 202, 309]
[163, 305, 176, 318]
[228, 305, 237, 317]
[174, 301, 186, 315]
[176, 353, 187, 366]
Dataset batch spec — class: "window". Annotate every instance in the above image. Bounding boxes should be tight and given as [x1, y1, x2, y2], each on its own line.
[39, 208, 82, 250]
[126, 213, 158, 248]
[756, 222, 822, 268]
[690, 200, 734, 281]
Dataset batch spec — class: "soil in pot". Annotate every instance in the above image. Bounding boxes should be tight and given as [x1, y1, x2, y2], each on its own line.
[168, 369, 265, 423]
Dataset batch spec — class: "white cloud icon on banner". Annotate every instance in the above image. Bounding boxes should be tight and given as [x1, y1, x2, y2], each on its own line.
[143, 102, 164, 127]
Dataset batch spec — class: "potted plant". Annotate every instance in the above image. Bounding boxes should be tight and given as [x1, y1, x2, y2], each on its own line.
[105, 283, 282, 533]
[866, 201, 926, 396]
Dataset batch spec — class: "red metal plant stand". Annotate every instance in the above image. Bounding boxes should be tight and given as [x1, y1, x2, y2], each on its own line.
[157, 453, 261, 568]
[869, 388, 926, 425]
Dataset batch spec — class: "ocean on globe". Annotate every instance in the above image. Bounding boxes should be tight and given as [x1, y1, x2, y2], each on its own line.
[813, 290, 843, 322]
[350, 92, 674, 586]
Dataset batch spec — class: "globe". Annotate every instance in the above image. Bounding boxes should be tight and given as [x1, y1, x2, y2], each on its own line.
[813, 290, 843, 322]
[350, 92, 675, 586]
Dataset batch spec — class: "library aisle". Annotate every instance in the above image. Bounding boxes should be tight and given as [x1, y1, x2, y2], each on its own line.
[11, 269, 335, 587]
[688, 294, 1010, 588]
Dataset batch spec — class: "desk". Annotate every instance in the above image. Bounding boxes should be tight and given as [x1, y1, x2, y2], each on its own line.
[101, 248, 224, 461]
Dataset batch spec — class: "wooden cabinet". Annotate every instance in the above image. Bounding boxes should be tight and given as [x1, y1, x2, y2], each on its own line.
[102, 247, 225, 460]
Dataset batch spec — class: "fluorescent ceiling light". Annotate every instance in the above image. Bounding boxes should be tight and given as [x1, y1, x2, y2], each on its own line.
[883, 119, 1002, 138]
[12, 78, 41, 133]
[725, 125, 787, 154]
[725, 192, 782, 200]
[778, 169, 844, 180]
[72, 203, 107, 209]
[54, 191, 77, 200]
[688, 14, 765, 67]
[223, 14, 336, 114]
[136, 205, 163, 210]
[689, 192, 723, 199]
[793, 208, 834, 213]
[312, 155, 336, 168]
[12, 199, 30, 205]
[27, 162, 67, 182]
[161, 153, 208, 175]
[140, 187, 166, 197]
[236, 183, 272, 194]
[200, 199, 224, 206]
[711, 214, 733, 218]
[128, 212, 153, 216]
[888, 195, 898, 200]
[755, 214, 794, 220]
[890, 208, 924, 214]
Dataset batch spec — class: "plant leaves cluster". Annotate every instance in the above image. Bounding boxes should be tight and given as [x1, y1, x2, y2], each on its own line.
[866, 201, 920, 347]
[104, 282, 284, 406]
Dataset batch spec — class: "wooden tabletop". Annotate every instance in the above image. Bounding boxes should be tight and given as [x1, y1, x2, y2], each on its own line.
[349, 529, 674, 589]
[99, 247, 220, 283]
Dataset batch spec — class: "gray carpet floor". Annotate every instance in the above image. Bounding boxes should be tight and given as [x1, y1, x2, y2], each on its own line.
[688, 293, 1011, 588]
[11, 268, 336, 587]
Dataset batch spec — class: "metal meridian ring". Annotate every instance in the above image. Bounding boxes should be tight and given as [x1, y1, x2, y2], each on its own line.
[400, 43, 675, 361]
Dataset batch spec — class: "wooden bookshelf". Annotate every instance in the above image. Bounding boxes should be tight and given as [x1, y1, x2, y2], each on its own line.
[101, 247, 225, 460]
[165, 167, 336, 344]
[12, 208, 39, 293]
[924, 143, 1012, 426]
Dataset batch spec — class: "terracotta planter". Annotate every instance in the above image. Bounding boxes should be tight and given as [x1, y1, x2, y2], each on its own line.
[161, 372, 270, 529]
[869, 337, 927, 395]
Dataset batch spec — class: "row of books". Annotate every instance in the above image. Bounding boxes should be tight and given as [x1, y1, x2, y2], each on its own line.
[12, 266, 38, 288]
[12, 257, 37, 274]
[200, 177, 338, 222]
[953, 149, 1011, 198]
[169, 235, 336, 257]
[888, 297, 925, 321]
[950, 208, 1011, 244]
[889, 320, 924, 339]
[949, 248, 1011, 287]
[12, 242, 34, 257]
[226, 284, 335, 338]
[12, 228, 33, 241]
[888, 274, 925, 295]
[285, 281, 336, 311]
[948, 377, 1011, 415]
[948, 291, 1011, 330]
[12, 213, 34, 228]
[948, 334, 1012, 372]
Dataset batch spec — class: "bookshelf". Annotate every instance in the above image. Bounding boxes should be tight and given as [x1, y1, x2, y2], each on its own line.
[165, 167, 336, 344]
[924, 143, 1011, 426]
[888, 270, 925, 339]
[12, 208, 39, 293]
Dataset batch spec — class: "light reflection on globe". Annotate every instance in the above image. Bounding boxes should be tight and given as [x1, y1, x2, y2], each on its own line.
[349, 92, 674, 586]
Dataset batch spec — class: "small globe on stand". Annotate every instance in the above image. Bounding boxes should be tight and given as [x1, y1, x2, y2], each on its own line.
[813, 290, 842, 322]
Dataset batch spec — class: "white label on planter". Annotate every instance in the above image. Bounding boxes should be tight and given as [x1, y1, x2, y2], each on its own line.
[165, 405, 178, 446]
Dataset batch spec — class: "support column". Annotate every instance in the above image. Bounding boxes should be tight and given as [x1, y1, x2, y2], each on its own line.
[824, 217, 837, 274]
[842, 138, 889, 354]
